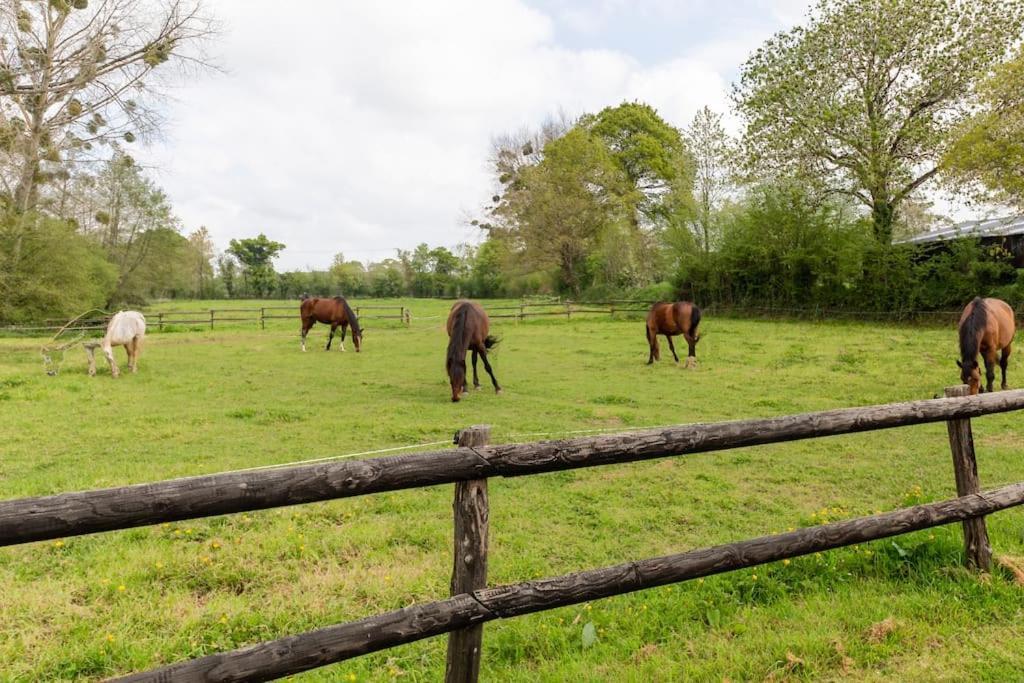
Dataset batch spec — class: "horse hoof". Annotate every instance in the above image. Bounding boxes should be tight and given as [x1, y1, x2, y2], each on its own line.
[495, 388, 503, 395]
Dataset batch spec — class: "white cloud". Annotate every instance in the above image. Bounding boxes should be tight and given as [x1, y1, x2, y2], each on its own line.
[140, 0, 795, 270]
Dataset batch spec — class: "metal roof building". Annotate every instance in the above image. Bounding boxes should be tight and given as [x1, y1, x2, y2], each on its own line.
[895, 215, 1024, 266]
[895, 215, 1024, 245]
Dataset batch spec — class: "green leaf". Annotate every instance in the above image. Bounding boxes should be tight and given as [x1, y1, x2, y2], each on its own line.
[582, 622, 597, 649]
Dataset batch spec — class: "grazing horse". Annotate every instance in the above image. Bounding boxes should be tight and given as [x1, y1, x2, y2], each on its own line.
[957, 297, 1015, 395]
[446, 300, 500, 402]
[646, 301, 701, 368]
[85, 311, 146, 378]
[300, 296, 362, 352]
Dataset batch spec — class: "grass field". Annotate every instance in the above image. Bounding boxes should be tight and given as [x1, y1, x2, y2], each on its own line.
[2, 298, 1024, 681]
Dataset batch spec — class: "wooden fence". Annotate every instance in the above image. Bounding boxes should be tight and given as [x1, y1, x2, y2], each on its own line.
[2, 388, 1023, 680]
[0, 305, 411, 335]
[1, 301, 974, 336]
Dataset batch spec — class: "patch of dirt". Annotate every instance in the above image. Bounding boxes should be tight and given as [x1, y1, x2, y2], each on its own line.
[996, 555, 1024, 585]
[865, 617, 899, 643]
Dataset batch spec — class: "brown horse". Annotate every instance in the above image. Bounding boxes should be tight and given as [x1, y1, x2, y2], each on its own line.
[646, 301, 701, 367]
[957, 297, 1015, 395]
[300, 296, 362, 352]
[446, 300, 500, 402]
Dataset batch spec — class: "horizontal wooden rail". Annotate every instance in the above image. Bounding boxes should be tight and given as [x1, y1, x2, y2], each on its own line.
[116, 481, 1024, 682]
[3, 391, 1024, 547]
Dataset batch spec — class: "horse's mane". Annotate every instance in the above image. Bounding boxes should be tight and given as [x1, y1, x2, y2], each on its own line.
[446, 304, 469, 381]
[339, 297, 361, 336]
[959, 297, 986, 364]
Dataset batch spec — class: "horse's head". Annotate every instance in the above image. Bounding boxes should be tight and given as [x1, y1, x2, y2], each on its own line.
[352, 328, 362, 353]
[447, 357, 466, 402]
[957, 358, 982, 395]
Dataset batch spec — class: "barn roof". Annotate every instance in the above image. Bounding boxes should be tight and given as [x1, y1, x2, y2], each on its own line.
[896, 215, 1024, 245]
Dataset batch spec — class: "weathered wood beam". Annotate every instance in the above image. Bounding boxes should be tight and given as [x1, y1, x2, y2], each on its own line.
[944, 385, 992, 570]
[5, 390, 1024, 547]
[114, 482, 1024, 682]
[445, 426, 492, 683]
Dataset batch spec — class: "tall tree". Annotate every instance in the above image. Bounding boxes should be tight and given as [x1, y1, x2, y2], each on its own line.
[683, 106, 737, 253]
[734, 0, 1024, 243]
[510, 127, 629, 296]
[0, 0, 215, 213]
[943, 48, 1024, 209]
[227, 233, 285, 297]
[187, 226, 215, 297]
[77, 154, 178, 302]
[217, 254, 238, 298]
[582, 102, 691, 232]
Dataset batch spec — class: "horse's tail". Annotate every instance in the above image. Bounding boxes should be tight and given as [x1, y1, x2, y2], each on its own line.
[689, 304, 702, 338]
[341, 298, 361, 337]
[484, 335, 499, 349]
[959, 296, 986, 362]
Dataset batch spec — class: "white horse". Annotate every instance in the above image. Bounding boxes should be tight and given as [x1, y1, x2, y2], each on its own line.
[85, 311, 146, 378]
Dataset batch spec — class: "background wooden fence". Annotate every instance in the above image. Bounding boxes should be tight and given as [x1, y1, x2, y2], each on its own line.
[1, 388, 1023, 681]
[1, 300, 971, 335]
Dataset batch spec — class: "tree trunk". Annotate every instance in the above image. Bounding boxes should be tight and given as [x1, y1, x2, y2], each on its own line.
[871, 196, 895, 245]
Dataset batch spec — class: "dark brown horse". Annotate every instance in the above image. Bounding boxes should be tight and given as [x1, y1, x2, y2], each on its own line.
[300, 296, 362, 352]
[446, 300, 500, 402]
[646, 301, 701, 367]
[957, 296, 1015, 394]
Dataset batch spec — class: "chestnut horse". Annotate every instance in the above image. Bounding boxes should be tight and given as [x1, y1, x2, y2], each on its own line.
[446, 300, 500, 402]
[300, 296, 362, 352]
[646, 301, 701, 367]
[957, 297, 1015, 395]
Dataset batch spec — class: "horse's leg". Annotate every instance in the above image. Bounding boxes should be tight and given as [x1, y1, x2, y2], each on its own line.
[127, 340, 137, 373]
[480, 350, 501, 394]
[338, 323, 347, 352]
[86, 345, 96, 377]
[326, 323, 337, 351]
[471, 349, 481, 389]
[300, 319, 313, 352]
[683, 332, 698, 369]
[984, 351, 998, 393]
[665, 335, 680, 363]
[646, 325, 656, 364]
[104, 344, 119, 378]
[1000, 344, 1012, 390]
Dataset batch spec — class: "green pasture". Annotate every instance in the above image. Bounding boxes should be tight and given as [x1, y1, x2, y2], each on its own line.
[1, 299, 1023, 681]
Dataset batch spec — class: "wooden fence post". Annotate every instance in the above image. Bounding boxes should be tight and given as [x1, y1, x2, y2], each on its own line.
[260, 307, 265, 330]
[944, 384, 992, 570]
[445, 425, 491, 683]
[157, 312, 164, 331]
[209, 310, 215, 330]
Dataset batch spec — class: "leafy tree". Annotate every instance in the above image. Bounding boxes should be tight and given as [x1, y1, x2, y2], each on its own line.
[118, 227, 192, 301]
[734, 0, 1024, 243]
[367, 259, 404, 297]
[217, 254, 238, 298]
[943, 48, 1024, 208]
[227, 234, 285, 297]
[329, 252, 367, 295]
[0, 209, 115, 321]
[187, 227, 216, 298]
[71, 154, 179, 303]
[583, 102, 693, 234]
[683, 106, 737, 253]
[508, 127, 629, 296]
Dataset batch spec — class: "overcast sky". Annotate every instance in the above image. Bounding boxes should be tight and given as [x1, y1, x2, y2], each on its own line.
[141, 0, 814, 271]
